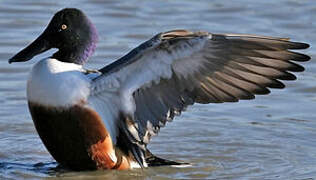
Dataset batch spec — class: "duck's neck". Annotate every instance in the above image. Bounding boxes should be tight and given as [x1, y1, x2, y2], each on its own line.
[52, 41, 97, 65]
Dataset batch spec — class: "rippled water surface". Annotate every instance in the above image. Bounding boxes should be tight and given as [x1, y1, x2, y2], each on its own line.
[1, 0, 316, 179]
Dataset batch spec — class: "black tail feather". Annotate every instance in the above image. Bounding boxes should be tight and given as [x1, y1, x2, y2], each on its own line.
[145, 149, 190, 167]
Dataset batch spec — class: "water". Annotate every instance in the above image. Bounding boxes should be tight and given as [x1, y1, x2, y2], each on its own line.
[0, 0, 316, 179]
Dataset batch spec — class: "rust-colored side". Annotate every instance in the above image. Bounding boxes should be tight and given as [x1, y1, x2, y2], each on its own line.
[28, 102, 131, 170]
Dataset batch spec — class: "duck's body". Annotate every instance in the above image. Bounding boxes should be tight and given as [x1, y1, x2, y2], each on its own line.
[27, 58, 132, 170]
[9, 8, 310, 171]
[28, 101, 120, 170]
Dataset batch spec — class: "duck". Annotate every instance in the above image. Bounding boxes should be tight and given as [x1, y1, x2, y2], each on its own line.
[9, 8, 310, 171]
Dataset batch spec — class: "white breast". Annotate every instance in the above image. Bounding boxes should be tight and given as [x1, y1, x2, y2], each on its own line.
[27, 58, 91, 107]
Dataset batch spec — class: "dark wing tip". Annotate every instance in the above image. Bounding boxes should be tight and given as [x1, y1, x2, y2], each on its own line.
[288, 42, 311, 62]
[289, 42, 310, 50]
[252, 87, 271, 95]
[291, 51, 311, 62]
[288, 63, 305, 72]
[277, 72, 297, 81]
[298, 53, 311, 62]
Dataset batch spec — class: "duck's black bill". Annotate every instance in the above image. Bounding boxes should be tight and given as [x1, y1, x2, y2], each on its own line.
[9, 33, 51, 64]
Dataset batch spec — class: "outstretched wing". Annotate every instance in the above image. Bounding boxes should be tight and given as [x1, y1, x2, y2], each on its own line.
[89, 30, 310, 166]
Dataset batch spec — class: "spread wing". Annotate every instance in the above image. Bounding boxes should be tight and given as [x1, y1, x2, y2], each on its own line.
[88, 30, 310, 166]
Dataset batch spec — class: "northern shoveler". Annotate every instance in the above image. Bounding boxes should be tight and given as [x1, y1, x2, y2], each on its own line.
[9, 8, 310, 170]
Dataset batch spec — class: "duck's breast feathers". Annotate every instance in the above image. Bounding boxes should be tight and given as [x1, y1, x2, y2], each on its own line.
[27, 58, 91, 107]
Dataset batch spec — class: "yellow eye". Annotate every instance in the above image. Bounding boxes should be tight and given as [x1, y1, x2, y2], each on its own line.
[61, 24, 67, 30]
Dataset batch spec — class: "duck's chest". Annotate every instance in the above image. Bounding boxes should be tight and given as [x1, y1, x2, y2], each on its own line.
[27, 58, 91, 107]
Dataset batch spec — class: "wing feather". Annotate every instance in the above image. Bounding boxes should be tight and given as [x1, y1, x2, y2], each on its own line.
[89, 30, 310, 166]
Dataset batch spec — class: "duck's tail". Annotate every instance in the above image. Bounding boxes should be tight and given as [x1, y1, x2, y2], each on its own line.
[145, 149, 191, 167]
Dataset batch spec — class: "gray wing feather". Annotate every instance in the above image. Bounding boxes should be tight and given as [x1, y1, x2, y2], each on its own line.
[91, 30, 310, 166]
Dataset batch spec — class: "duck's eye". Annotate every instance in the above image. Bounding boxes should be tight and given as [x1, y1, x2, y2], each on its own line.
[61, 24, 67, 30]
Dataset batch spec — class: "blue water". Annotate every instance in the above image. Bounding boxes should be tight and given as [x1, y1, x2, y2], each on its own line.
[0, 0, 316, 179]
